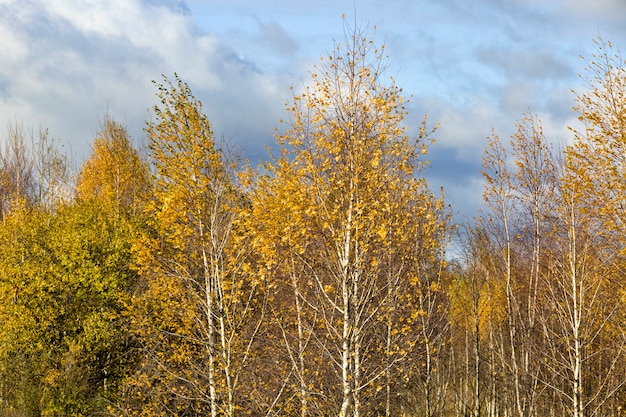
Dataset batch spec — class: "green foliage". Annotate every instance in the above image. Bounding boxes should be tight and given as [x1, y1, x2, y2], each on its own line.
[0, 200, 138, 416]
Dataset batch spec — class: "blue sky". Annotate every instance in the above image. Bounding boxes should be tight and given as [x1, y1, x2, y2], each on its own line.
[0, 0, 625, 219]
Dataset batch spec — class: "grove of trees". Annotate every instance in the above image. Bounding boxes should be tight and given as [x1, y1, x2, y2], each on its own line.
[1, 23, 626, 417]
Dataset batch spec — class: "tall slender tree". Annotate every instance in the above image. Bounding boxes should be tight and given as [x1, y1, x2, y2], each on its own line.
[126, 75, 262, 417]
[553, 38, 626, 417]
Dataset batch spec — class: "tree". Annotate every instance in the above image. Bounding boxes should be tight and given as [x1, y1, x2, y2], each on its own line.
[462, 112, 562, 417]
[76, 116, 149, 216]
[250, 21, 449, 417]
[478, 114, 559, 417]
[507, 115, 558, 417]
[568, 39, 626, 241]
[0, 123, 34, 218]
[449, 226, 508, 417]
[479, 126, 530, 417]
[474, 101, 626, 417]
[126, 74, 262, 417]
[0, 122, 70, 219]
[550, 38, 626, 417]
[0, 206, 49, 416]
[0, 200, 138, 416]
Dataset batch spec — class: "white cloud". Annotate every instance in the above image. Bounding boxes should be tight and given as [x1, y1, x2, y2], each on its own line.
[258, 20, 298, 57]
[0, 0, 293, 161]
[556, 0, 626, 21]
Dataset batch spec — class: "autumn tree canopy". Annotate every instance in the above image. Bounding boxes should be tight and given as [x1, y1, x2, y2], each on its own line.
[249, 22, 450, 417]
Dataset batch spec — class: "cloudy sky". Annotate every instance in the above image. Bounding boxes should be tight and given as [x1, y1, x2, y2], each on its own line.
[1, 0, 625, 220]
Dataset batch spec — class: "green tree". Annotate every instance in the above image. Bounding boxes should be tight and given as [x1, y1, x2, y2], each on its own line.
[0, 200, 138, 416]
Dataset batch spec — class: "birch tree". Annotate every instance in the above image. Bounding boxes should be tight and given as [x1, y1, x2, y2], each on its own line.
[0, 123, 70, 218]
[477, 113, 560, 417]
[250, 22, 449, 417]
[548, 38, 626, 417]
[538, 163, 625, 417]
[127, 75, 262, 416]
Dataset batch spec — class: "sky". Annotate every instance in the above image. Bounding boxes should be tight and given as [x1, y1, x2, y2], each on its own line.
[1, 0, 625, 221]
